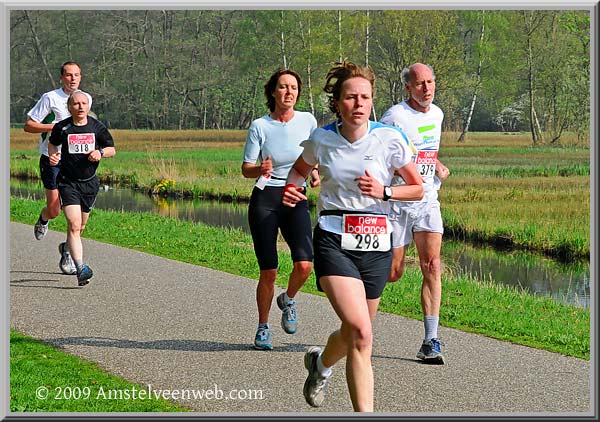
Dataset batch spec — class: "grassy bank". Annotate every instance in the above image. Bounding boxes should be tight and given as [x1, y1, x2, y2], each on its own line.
[10, 129, 590, 261]
[10, 197, 590, 360]
[10, 329, 189, 412]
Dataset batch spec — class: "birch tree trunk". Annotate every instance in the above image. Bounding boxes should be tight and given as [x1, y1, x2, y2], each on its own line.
[365, 10, 370, 67]
[24, 11, 56, 89]
[280, 11, 287, 68]
[63, 11, 72, 60]
[338, 11, 343, 62]
[305, 16, 315, 115]
[522, 11, 545, 145]
[458, 12, 485, 142]
[365, 11, 377, 121]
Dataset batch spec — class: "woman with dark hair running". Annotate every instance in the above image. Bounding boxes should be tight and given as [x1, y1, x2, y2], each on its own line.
[242, 69, 319, 350]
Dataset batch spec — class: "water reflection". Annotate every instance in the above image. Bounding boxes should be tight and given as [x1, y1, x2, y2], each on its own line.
[10, 179, 590, 308]
[441, 242, 590, 308]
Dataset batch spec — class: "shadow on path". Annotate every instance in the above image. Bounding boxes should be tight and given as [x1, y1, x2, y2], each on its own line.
[44, 336, 420, 363]
[45, 336, 308, 353]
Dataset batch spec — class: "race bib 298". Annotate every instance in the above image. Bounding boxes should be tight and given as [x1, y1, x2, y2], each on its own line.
[340, 214, 391, 252]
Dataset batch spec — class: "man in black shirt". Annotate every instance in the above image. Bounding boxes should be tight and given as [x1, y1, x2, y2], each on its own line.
[48, 90, 116, 286]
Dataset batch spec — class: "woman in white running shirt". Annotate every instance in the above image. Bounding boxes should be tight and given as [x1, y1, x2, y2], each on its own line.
[242, 69, 319, 351]
[283, 61, 423, 412]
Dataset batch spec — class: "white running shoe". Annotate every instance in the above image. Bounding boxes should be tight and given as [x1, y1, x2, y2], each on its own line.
[58, 242, 77, 275]
[34, 218, 48, 240]
[303, 346, 331, 407]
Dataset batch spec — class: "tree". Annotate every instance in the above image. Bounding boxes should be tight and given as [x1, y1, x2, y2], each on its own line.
[520, 10, 546, 145]
[23, 11, 56, 90]
[458, 11, 486, 142]
[8, 9, 591, 134]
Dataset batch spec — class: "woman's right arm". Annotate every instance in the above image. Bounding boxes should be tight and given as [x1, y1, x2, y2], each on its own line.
[282, 157, 314, 207]
[241, 156, 272, 179]
[241, 123, 272, 179]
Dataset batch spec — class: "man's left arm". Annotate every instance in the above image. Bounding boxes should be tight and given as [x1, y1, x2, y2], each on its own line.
[89, 126, 116, 162]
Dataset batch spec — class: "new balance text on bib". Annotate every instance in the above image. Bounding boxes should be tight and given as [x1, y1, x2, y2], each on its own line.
[68, 133, 96, 154]
[415, 150, 437, 179]
[341, 214, 391, 252]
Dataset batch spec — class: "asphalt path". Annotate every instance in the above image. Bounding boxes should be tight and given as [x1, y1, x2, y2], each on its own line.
[9, 222, 591, 415]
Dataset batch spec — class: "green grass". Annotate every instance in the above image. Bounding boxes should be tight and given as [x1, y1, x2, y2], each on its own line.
[10, 197, 590, 361]
[10, 330, 189, 412]
[441, 175, 589, 261]
[10, 129, 590, 259]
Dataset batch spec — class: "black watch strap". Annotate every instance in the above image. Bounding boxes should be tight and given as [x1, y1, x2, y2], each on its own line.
[383, 186, 392, 201]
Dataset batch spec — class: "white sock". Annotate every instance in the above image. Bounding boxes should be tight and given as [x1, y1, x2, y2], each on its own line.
[316, 353, 332, 377]
[424, 316, 439, 341]
[74, 260, 84, 272]
[283, 291, 294, 304]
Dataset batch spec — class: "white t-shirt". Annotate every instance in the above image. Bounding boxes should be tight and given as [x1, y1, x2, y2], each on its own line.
[27, 88, 93, 156]
[243, 111, 317, 187]
[379, 100, 444, 211]
[301, 120, 413, 234]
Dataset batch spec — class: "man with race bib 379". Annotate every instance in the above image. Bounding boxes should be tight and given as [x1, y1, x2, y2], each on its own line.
[379, 63, 450, 365]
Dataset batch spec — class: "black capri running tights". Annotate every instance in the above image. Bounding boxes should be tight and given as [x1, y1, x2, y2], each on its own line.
[248, 186, 314, 270]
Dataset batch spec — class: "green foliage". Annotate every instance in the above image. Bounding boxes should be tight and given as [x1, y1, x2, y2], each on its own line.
[492, 164, 589, 178]
[152, 179, 177, 195]
[9, 9, 590, 142]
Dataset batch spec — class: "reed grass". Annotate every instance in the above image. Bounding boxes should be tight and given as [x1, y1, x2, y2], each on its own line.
[9, 129, 590, 259]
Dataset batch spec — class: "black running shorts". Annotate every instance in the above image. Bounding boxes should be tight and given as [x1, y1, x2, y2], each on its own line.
[248, 186, 313, 270]
[39, 155, 61, 190]
[313, 224, 392, 299]
[57, 175, 99, 213]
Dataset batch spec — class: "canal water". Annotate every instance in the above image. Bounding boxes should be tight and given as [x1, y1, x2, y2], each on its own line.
[10, 179, 590, 308]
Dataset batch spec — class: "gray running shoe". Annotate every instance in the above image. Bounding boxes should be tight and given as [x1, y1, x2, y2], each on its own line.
[77, 265, 93, 287]
[253, 326, 273, 350]
[58, 242, 77, 275]
[416, 338, 446, 364]
[303, 346, 331, 407]
[276, 292, 298, 334]
[34, 218, 49, 240]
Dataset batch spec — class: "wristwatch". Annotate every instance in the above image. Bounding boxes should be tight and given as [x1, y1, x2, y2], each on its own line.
[383, 186, 393, 201]
[99, 149, 105, 157]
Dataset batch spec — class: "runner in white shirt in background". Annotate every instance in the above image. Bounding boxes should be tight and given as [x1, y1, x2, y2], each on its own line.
[379, 63, 450, 365]
[24, 61, 93, 275]
[283, 61, 423, 412]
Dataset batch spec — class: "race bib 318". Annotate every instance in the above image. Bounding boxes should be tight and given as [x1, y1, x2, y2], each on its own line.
[67, 133, 96, 154]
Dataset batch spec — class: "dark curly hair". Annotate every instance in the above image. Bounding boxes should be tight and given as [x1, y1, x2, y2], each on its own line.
[264, 68, 303, 112]
[323, 60, 375, 118]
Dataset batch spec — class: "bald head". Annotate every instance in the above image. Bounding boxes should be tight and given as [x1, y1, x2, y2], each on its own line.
[401, 63, 436, 112]
[67, 90, 90, 123]
[67, 90, 88, 107]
